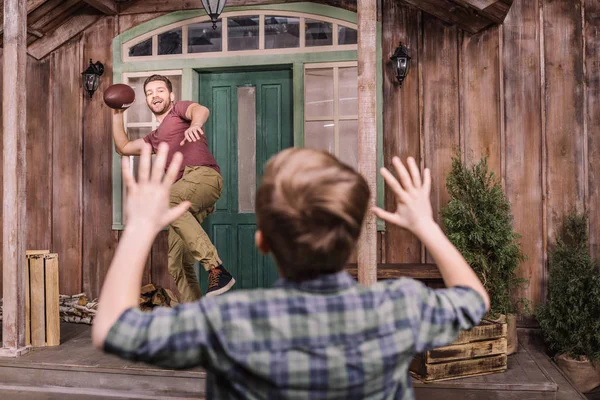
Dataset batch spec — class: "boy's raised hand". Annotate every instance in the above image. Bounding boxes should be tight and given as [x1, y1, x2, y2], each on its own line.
[372, 157, 433, 235]
[122, 142, 190, 233]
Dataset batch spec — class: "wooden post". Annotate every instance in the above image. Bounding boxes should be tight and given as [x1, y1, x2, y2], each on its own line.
[357, 0, 378, 286]
[1, 0, 29, 357]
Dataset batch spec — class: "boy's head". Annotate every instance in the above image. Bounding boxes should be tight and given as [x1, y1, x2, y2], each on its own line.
[143, 75, 174, 116]
[255, 148, 370, 282]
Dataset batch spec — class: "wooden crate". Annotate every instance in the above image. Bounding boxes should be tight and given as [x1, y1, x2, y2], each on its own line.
[25, 250, 60, 347]
[410, 319, 508, 382]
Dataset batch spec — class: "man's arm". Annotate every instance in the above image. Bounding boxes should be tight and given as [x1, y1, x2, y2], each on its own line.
[112, 109, 147, 156]
[180, 103, 210, 146]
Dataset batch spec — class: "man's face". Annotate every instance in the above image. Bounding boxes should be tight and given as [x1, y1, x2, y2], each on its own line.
[145, 80, 174, 115]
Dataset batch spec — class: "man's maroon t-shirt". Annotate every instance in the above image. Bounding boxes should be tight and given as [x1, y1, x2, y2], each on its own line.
[143, 100, 220, 181]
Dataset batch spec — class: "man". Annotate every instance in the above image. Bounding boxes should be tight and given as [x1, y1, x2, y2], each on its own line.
[93, 143, 490, 399]
[112, 74, 235, 300]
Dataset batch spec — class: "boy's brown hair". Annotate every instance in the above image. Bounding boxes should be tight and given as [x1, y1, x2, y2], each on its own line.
[143, 75, 173, 93]
[256, 148, 370, 281]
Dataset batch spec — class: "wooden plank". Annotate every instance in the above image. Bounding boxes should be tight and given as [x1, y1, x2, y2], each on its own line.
[357, 0, 377, 286]
[28, 255, 45, 347]
[27, 13, 102, 60]
[2, 0, 28, 352]
[585, 0, 600, 261]
[345, 263, 442, 280]
[0, 49, 3, 300]
[421, 14, 460, 263]
[26, 57, 51, 252]
[382, 1, 422, 263]
[82, 17, 119, 300]
[502, 0, 544, 308]
[44, 254, 60, 346]
[26, 0, 48, 14]
[453, 0, 513, 24]
[82, 0, 117, 15]
[28, 0, 81, 31]
[118, 12, 168, 34]
[25, 257, 30, 346]
[460, 25, 501, 174]
[543, 1, 586, 245]
[50, 40, 83, 296]
[401, 0, 492, 34]
[454, 318, 507, 345]
[119, 0, 357, 14]
[422, 338, 507, 364]
[411, 354, 507, 382]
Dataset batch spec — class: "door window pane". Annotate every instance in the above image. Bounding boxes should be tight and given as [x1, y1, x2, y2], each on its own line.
[305, 121, 335, 153]
[158, 28, 182, 55]
[125, 77, 152, 122]
[305, 20, 332, 47]
[338, 67, 358, 116]
[238, 86, 257, 213]
[189, 21, 222, 53]
[228, 16, 259, 51]
[305, 68, 334, 118]
[129, 38, 152, 57]
[265, 16, 300, 49]
[339, 120, 358, 170]
[338, 26, 357, 45]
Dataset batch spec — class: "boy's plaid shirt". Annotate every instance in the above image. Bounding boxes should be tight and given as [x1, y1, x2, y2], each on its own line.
[104, 271, 486, 399]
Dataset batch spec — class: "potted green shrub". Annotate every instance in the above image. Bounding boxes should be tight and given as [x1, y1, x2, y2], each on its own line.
[536, 212, 600, 393]
[441, 154, 528, 355]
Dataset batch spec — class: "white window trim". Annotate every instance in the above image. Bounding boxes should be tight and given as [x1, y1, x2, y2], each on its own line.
[123, 10, 358, 62]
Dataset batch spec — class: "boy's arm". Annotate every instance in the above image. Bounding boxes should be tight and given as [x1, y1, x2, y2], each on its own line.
[180, 102, 210, 146]
[92, 143, 191, 350]
[373, 157, 490, 310]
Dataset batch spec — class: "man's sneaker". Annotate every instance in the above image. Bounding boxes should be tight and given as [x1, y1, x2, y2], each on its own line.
[206, 265, 236, 297]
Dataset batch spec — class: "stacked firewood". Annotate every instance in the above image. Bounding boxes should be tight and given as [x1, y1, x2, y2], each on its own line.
[0, 284, 180, 325]
[59, 293, 97, 324]
[139, 284, 179, 311]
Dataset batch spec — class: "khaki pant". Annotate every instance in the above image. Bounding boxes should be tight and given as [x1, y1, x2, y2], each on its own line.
[168, 166, 223, 302]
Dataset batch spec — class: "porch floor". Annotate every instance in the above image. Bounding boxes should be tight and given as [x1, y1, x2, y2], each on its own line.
[0, 324, 588, 399]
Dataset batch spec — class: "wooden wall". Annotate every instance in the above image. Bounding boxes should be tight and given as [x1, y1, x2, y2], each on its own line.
[383, 0, 600, 309]
[0, 0, 598, 311]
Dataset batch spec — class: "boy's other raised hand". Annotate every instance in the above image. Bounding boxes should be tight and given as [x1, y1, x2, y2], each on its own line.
[122, 142, 190, 233]
[372, 157, 434, 236]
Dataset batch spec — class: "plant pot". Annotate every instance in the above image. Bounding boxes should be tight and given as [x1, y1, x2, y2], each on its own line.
[506, 314, 518, 355]
[555, 353, 600, 393]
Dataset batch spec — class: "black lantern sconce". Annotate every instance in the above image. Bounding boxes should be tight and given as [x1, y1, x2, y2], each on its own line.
[390, 42, 411, 87]
[82, 59, 104, 98]
[201, 0, 227, 30]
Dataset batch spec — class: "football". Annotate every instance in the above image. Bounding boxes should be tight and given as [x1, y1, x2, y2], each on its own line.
[103, 84, 135, 110]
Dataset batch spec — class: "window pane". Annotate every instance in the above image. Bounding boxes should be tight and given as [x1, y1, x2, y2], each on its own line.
[125, 77, 153, 122]
[338, 26, 357, 45]
[305, 19, 332, 47]
[158, 28, 182, 55]
[228, 16, 259, 51]
[339, 120, 358, 170]
[338, 67, 358, 116]
[188, 21, 222, 53]
[265, 16, 300, 49]
[237, 86, 256, 213]
[305, 68, 334, 118]
[305, 121, 334, 154]
[129, 38, 152, 57]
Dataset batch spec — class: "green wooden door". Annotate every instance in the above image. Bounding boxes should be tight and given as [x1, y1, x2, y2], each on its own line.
[198, 69, 293, 292]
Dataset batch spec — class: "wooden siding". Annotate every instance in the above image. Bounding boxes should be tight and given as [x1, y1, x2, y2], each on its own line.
[0, 0, 597, 311]
[382, 0, 599, 309]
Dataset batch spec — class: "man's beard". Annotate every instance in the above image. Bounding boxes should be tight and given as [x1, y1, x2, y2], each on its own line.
[149, 98, 172, 116]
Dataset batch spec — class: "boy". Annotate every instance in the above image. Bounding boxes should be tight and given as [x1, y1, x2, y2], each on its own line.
[93, 143, 489, 399]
